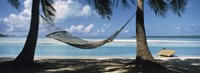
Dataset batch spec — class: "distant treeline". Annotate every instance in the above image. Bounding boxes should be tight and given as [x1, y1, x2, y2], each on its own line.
[0, 33, 14, 37]
[0, 33, 7, 37]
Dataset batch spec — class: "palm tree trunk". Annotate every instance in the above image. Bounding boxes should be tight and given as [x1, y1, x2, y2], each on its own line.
[14, 0, 40, 63]
[135, 0, 154, 62]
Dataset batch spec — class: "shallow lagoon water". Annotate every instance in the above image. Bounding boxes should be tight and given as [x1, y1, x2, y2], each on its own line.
[0, 37, 200, 58]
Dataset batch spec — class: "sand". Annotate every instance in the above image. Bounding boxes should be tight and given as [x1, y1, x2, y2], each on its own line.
[0, 57, 199, 73]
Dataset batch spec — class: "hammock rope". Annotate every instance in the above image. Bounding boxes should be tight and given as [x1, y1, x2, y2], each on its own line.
[46, 13, 135, 49]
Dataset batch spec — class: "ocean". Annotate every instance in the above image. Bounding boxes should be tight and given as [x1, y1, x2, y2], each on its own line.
[0, 37, 200, 59]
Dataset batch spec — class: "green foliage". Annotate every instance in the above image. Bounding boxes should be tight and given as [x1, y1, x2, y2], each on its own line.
[7, 0, 20, 9]
[87, 0, 113, 20]
[148, 0, 187, 17]
[148, 0, 168, 17]
[111, 0, 187, 17]
[111, 0, 135, 9]
[87, 0, 187, 19]
[168, 0, 187, 17]
[41, 0, 56, 23]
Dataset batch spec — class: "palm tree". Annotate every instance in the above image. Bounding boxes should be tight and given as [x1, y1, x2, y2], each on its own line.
[88, 0, 187, 65]
[7, 0, 56, 63]
[7, 0, 121, 64]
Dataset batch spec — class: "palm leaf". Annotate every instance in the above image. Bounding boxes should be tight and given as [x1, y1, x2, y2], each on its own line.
[148, 0, 168, 17]
[41, 0, 56, 23]
[86, 0, 113, 20]
[111, 0, 135, 9]
[168, 0, 187, 17]
[7, 0, 20, 9]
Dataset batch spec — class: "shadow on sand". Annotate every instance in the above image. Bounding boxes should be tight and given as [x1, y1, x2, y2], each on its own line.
[0, 58, 199, 73]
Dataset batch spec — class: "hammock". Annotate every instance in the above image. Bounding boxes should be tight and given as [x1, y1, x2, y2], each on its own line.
[46, 14, 135, 49]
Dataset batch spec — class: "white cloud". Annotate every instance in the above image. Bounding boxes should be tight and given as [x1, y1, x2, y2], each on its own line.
[67, 0, 76, 3]
[53, 0, 92, 22]
[24, 0, 32, 8]
[65, 23, 94, 33]
[82, 5, 92, 16]
[104, 23, 111, 28]
[94, 24, 111, 35]
[124, 29, 129, 33]
[84, 24, 94, 33]
[96, 29, 105, 33]
[0, 0, 94, 35]
[175, 27, 181, 30]
[175, 27, 181, 33]
[1, 0, 31, 32]
[7, 24, 14, 32]
[191, 22, 196, 26]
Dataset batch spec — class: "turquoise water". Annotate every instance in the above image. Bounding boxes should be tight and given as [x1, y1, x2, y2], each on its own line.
[0, 37, 200, 58]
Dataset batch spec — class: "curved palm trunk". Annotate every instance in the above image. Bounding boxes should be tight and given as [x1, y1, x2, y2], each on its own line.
[14, 0, 40, 63]
[135, 0, 154, 62]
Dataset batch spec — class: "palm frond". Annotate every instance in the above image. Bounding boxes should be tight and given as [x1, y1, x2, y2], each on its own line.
[130, 0, 135, 5]
[148, 0, 168, 17]
[41, 0, 56, 23]
[121, 0, 130, 8]
[7, 0, 20, 9]
[168, 0, 187, 17]
[87, 0, 113, 20]
[111, 0, 135, 9]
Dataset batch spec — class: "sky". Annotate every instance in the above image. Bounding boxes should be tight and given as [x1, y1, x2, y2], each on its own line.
[0, 0, 200, 37]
